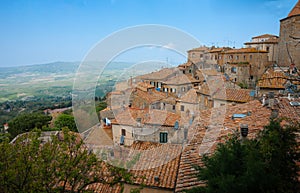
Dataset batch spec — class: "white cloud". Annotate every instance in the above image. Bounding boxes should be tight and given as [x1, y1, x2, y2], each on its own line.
[162, 42, 176, 49]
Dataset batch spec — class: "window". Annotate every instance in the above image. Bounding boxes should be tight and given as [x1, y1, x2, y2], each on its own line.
[159, 132, 168, 143]
[136, 118, 142, 126]
[181, 105, 185, 111]
[157, 82, 162, 88]
[236, 55, 239, 60]
[183, 70, 185, 74]
[189, 69, 192, 73]
[266, 46, 270, 52]
[243, 55, 246, 60]
[172, 105, 176, 110]
[250, 55, 253, 60]
[192, 53, 195, 58]
[171, 88, 176, 93]
[200, 54, 203, 58]
[181, 87, 186, 92]
[231, 67, 237, 73]
[121, 129, 126, 136]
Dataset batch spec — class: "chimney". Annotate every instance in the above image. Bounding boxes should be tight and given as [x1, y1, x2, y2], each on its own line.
[240, 124, 248, 138]
[268, 92, 275, 108]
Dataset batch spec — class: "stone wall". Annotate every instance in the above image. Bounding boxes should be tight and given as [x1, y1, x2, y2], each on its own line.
[278, 15, 300, 67]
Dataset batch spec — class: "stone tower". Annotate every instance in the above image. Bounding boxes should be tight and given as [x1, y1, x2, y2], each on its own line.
[278, 0, 300, 67]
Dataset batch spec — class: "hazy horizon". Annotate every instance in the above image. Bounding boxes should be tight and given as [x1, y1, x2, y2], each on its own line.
[0, 0, 297, 67]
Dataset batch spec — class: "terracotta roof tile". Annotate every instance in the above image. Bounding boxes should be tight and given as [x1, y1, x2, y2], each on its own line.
[208, 47, 231, 53]
[113, 108, 181, 127]
[187, 46, 209, 52]
[178, 61, 193, 68]
[257, 69, 289, 89]
[175, 100, 272, 192]
[277, 98, 300, 124]
[252, 34, 279, 39]
[163, 74, 200, 85]
[137, 68, 178, 80]
[200, 69, 220, 76]
[128, 141, 182, 189]
[179, 89, 198, 104]
[225, 48, 268, 54]
[132, 89, 166, 103]
[217, 88, 252, 103]
[136, 82, 154, 92]
[288, 0, 300, 17]
[197, 82, 252, 103]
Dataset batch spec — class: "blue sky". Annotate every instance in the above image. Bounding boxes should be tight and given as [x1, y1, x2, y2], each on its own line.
[0, 0, 297, 67]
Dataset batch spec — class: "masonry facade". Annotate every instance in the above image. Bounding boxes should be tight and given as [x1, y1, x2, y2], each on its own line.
[278, 0, 300, 68]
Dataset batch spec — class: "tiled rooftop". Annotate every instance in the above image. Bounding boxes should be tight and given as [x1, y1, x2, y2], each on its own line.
[179, 89, 198, 104]
[187, 46, 209, 52]
[277, 98, 300, 124]
[136, 82, 154, 92]
[197, 82, 252, 103]
[217, 88, 252, 103]
[178, 61, 193, 68]
[209, 47, 231, 53]
[128, 141, 182, 189]
[163, 74, 200, 85]
[244, 38, 279, 44]
[131, 88, 167, 103]
[137, 68, 178, 81]
[90, 98, 300, 192]
[85, 183, 122, 193]
[257, 70, 287, 89]
[252, 34, 279, 39]
[288, 0, 300, 17]
[200, 69, 220, 76]
[175, 100, 272, 192]
[224, 48, 268, 54]
[112, 108, 181, 127]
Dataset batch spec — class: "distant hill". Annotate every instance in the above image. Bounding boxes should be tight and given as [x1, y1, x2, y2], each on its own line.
[0, 61, 140, 79]
[0, 61, 159, 102]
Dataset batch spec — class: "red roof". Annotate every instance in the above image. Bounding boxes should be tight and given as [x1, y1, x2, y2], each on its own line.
[288, 0, 300, 17]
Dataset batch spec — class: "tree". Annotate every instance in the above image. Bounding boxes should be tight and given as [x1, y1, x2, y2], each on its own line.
[54, 114, 77, 132]
[8, 113, 52, 139]
[188, 120, 300, 193]
[0, 129, 132, 192]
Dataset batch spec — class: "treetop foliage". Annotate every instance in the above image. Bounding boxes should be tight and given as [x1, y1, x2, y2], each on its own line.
[187, 120, 300, 193]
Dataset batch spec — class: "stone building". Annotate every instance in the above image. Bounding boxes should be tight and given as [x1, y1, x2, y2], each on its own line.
[197, 81, 252, 110]
[244, 34, 279, 63]
[161, 73, 201, 97]
[187, 46, 211, 68]
[136, 68, 179, 91]
[278, 0, 300, 67]
[176, 89, 199, 117]
[111, 108, 183, 146]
